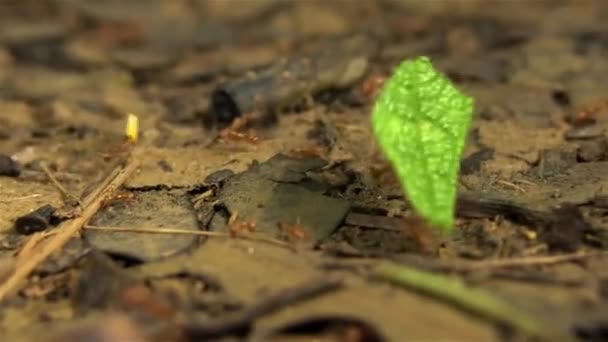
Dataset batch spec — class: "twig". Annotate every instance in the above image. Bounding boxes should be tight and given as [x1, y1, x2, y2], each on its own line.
[325, 250, 606, 278]
[19, 170, 82, 183]
[488, 270, 584, 287]
[344, 212, 402, 232]
[0, 159, 139, 301]
[0, 258, 14, 284]
[375, 261, 547, 338]
[456, 194, 552, 226]
[80, 166, 122, 208]
[83, 225, 293, 250]
[496, 179, 526, 193]
[182, 277, 343, 340]
[0, 194, 42, 202]
[453, 250, 606, 271]
[14, 230, 58, 267]
[39, 161, 83, 207]
[514, 179, 536, 187]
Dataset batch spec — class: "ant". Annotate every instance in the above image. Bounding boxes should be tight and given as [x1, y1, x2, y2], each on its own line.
[101, 138, 135, 162]
[100, 190, 137, 209]
[218, 117, 260, 145]
[219, 129, 260, 145]
[287, 145, 325, 159]
[227, 212, 256, 237]
[573, 99, 608, 125]
[399, 216, 440, 255]
[278, 221, 310, 242]
[361, 73, 386, 99]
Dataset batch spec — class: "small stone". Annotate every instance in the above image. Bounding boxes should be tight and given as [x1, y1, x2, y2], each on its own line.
[203, 169, 234, 185]
[157, 159, 173, 173]
[536, 148, 577, 178]
[565, 124, 603, 140]
[577, 139, 607, 162]
[0, 154, 20, 177]
[460, 147, 494, 175]
[15, 204, 57, 235]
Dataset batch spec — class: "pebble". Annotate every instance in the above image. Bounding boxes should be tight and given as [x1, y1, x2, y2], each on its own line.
[203, 169, 234, 185]
[0, 154, 21, 177]
[15, 204, 57, 235]
[565, 124, 603, 140]
[577, 139, 607, 162]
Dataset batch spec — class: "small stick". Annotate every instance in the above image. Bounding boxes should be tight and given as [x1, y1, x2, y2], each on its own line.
[513, 179, 536, 187]
[0, 258, 14, 284]
[39, 161, 83, 207]
[0, 194, 42, 202]
[80, 166, 122, 208]
[83, 225, 292, 249]
[496, 179, 526, 193]
[452, 250, 606, 271]
[19, 170, 82, 183]
[0, 159, 139, 301]
[14, 230, 58, 267]
[325, 250, 607, 275]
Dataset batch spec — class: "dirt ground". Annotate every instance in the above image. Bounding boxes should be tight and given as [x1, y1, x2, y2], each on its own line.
[1, 0, 608, 341]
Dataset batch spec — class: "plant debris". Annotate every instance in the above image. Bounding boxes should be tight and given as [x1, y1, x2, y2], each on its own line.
[209, 153, 351, 244]
[182, 277, 344, 340]
[209, 34, 378, 127]
[84, 189, 200, 262]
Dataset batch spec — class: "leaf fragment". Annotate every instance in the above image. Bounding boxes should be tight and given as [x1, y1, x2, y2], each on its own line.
[372, 56, 473, 232]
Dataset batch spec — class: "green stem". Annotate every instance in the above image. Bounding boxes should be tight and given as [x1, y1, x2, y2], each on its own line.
[375, 261, 547, 338]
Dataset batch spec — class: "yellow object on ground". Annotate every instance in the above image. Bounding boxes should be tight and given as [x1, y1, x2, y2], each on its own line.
[125, 113, 139, 143]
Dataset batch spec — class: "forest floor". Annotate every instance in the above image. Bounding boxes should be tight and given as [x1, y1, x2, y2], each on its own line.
[1, 1, 608, 341]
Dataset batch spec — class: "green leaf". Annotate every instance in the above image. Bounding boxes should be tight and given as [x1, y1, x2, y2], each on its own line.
[372, 56, 473, 233]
